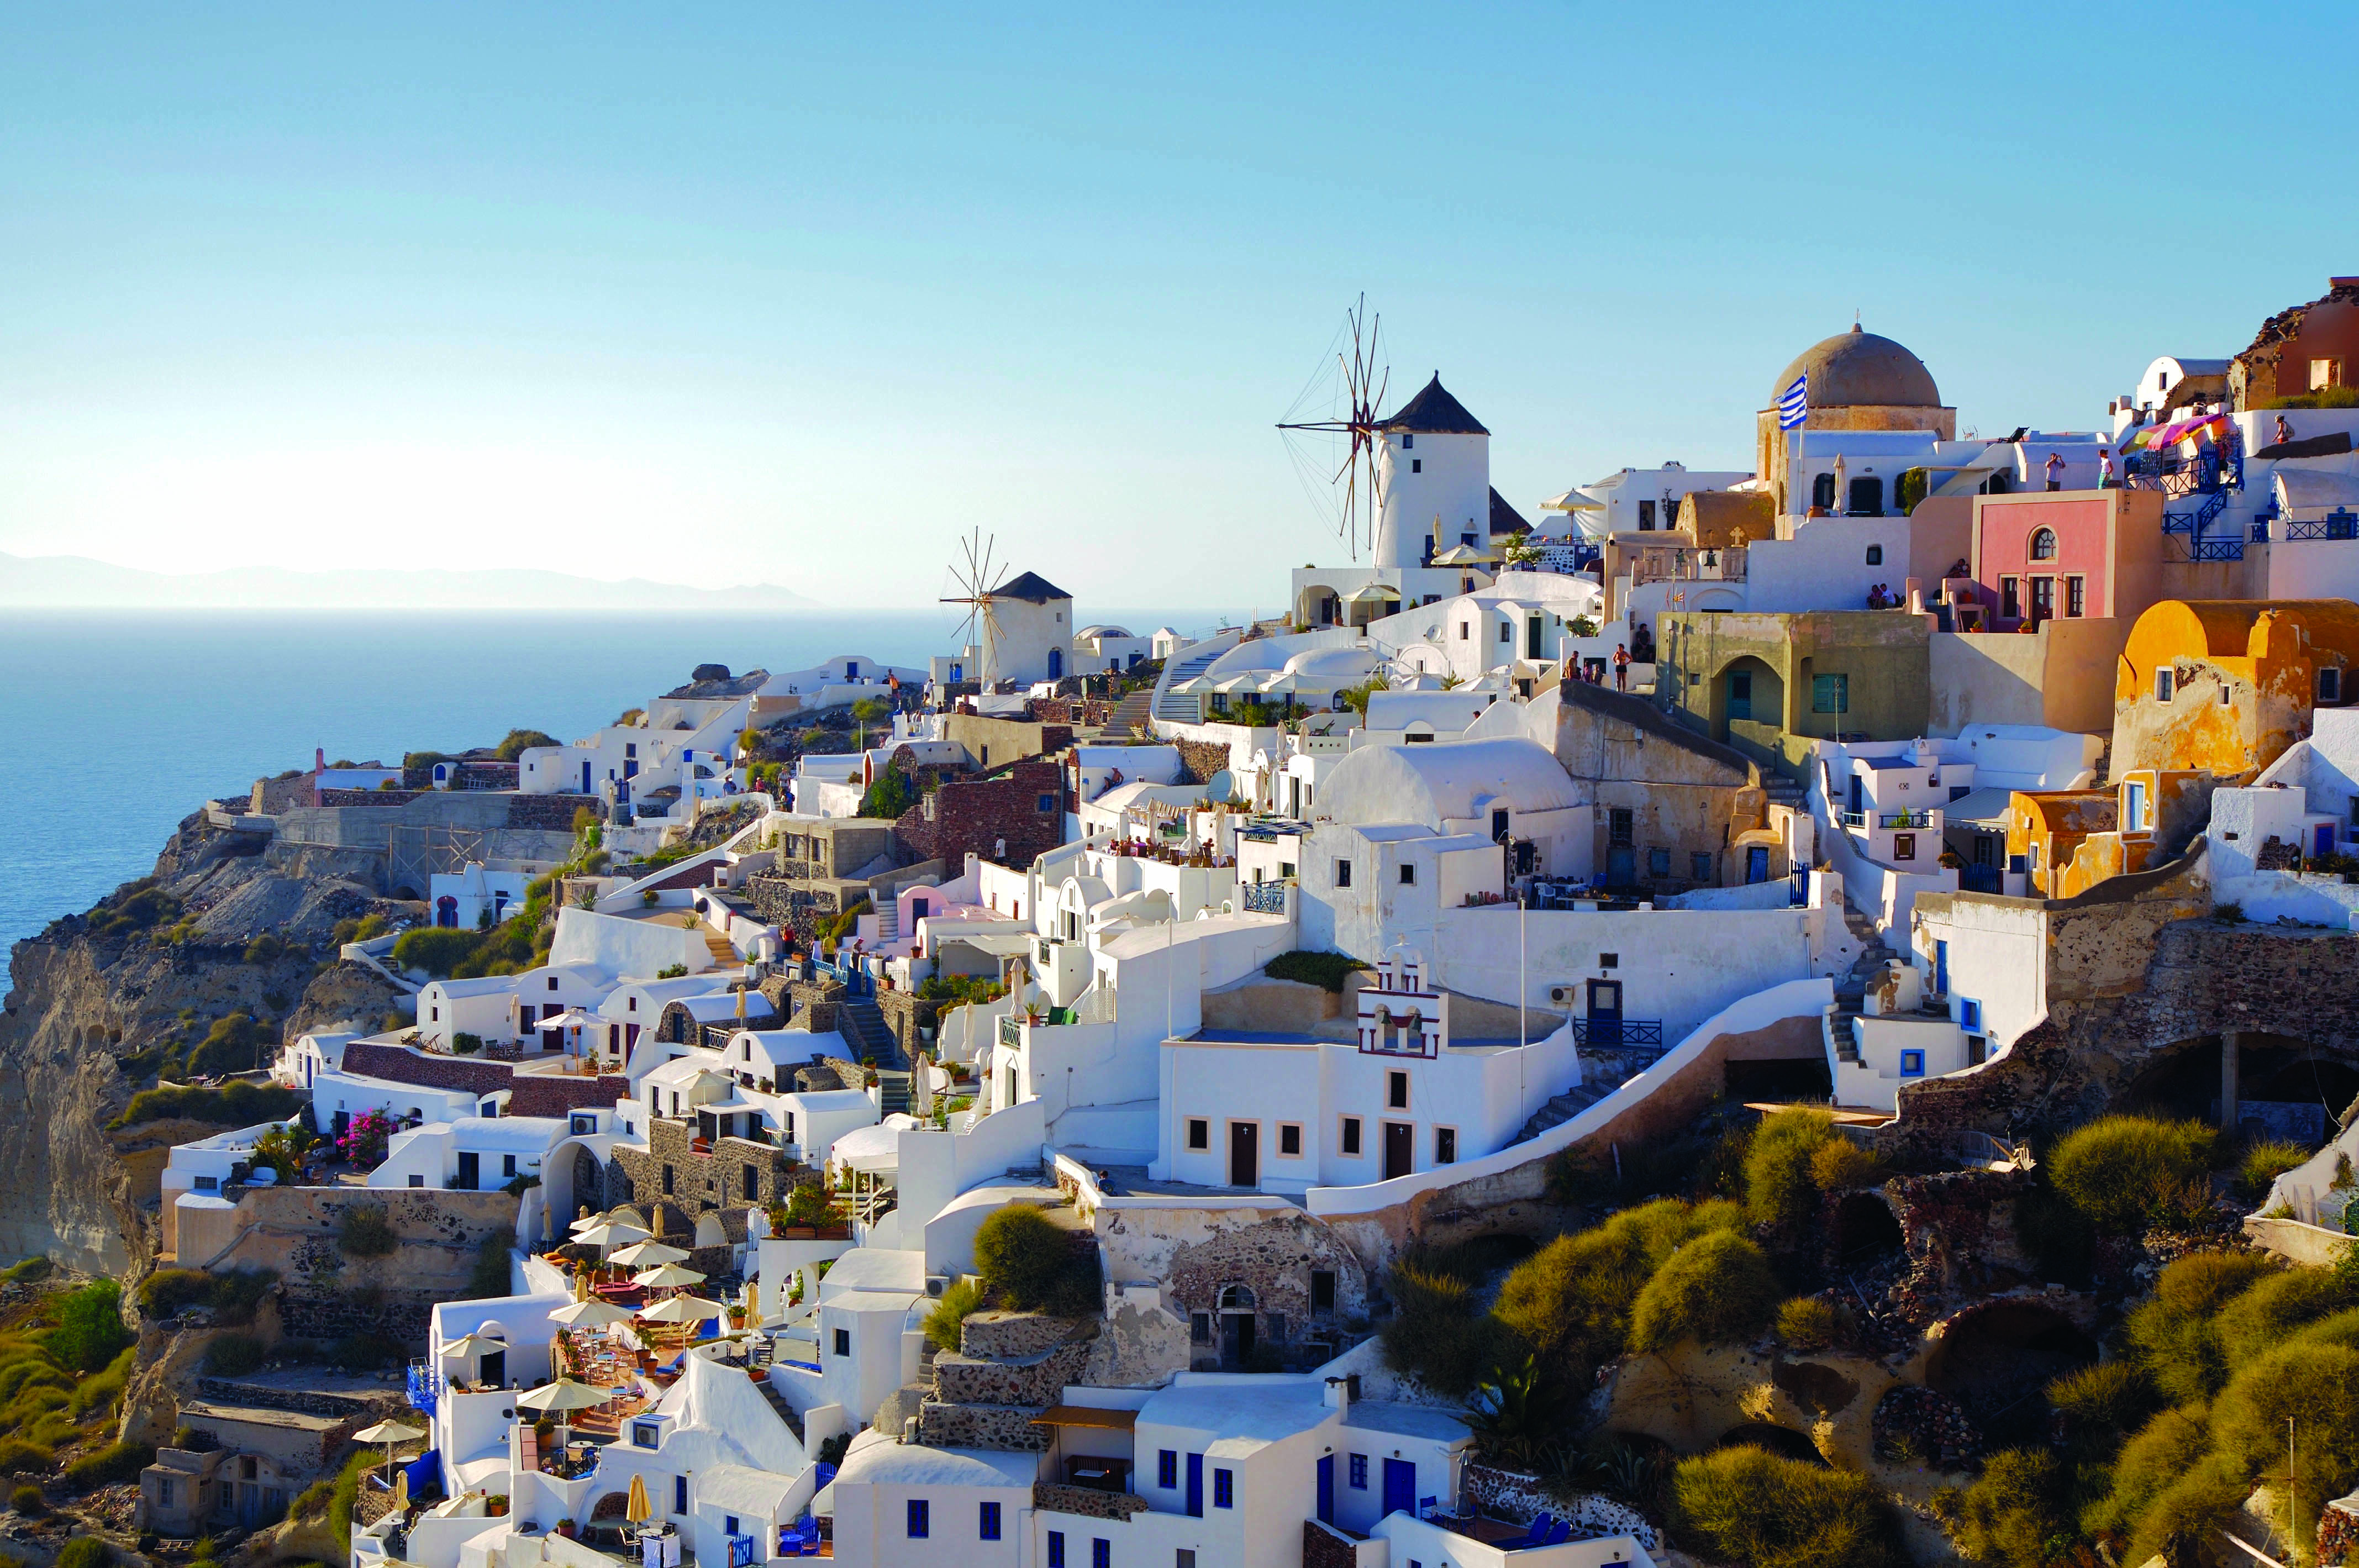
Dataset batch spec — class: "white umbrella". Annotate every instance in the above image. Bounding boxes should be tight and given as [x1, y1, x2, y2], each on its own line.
[550, 1298, 637, 1329]
[353, 1418, 425, 1485]
[631, 1263, 707, 1290]
[607, 1240, 690, 1267]
[636, 1295, 728, 1324]
[1430, 544, 1496, 566]
[1347, 583, 1402, 602]
[571, 1219, 651, 1250]
[440, 1332, 506, 1360]
[513, 1378, 612, 1413]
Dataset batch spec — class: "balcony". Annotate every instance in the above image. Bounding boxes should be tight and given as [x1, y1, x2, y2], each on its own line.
[1570, 1018, 1666, 1055]
[1242, 880, 1288, 915]
[1840, 810, 1868, 830]
[1878, 809, 1934, 829]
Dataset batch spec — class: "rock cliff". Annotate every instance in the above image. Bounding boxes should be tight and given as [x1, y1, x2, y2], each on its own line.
[0, 809, 404, 1275]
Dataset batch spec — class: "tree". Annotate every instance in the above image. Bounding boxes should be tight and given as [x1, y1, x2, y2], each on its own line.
[495, 729, 561, 762]
[1627, 1230, 1778, 1351]
[1670, 1446, 1903, 1568]
[1499, 530, 1544, 569]
[973, 1205, 1093, 1314]
[48, 1281, 134, 1372]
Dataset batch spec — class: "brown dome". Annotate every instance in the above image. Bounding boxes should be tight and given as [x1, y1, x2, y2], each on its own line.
[1770, 325, 1941, 409]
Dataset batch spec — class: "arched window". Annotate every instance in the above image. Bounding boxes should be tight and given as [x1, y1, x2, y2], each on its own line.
[1218, 1284, 1256, 1311]
[1865, 545, 1883, 566]
[1811, 472, 1837, 511]
[2029, 528, 2057, 561]
[1847, 477, 1884, 517]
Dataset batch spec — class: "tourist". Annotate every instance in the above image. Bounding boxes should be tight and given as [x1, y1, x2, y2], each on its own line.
[1613, 643, 1630, 690]
[2044, 452, 2066, 491]
[2098, 448, 2115, 488]
[2278, 414, 2295, 448]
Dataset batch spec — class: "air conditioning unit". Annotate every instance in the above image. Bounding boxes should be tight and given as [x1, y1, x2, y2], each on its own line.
[1548, 985, 1577, 1006]
[923, 1275, 949, 1299]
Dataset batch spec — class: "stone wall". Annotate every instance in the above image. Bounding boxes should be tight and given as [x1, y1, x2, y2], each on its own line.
[1304, 1520, 1360, 1568]
[960, 1311, 1082, 1359]
[892, 760, 1065, 872]
[933, 1339, 1092, 1407]
[195, 1378, 380, 1418]
[604, 1116, 796, 1220]
[507, 793, 600, 831]
[872, 988, 943, 1061]
[318, 790, 427, 809]
[940, 715, 1075, 771]
[507, 1074, 630, 1119]
[1033, 1483, 1147, 1522]
[1171, 739, 1229, 788]
[915, 1401, 1050, 1451]
[1093, 1205, 1366, 1366]
[338, 1042, 514, 1095]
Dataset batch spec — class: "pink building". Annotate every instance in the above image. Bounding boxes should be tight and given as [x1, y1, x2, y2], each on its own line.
[1955, 489, 2164, 632]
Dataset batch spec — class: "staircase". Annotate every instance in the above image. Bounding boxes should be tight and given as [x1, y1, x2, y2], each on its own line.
[1105, 688, 1154, 738]
[1761, 772, 1808, 812]
[1835, 898, 1897, 1010]
[839, 997, 903, 1070]
[751, 1370, 805, 1443]
[1513, 1077, 1616, 1145]
[875, 1071, 913, 1116]
[1150, 641, 1234, 725]
[703, 930, 738, 966]
[1825, 1007, 1865, 1067]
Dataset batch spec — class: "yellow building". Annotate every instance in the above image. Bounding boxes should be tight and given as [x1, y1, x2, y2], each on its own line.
[2111, 599, 2359, 780]
[2003, 790, 2116, 898]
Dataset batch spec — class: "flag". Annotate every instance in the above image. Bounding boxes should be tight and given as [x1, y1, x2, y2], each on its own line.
[1777, 373, 1809, 430]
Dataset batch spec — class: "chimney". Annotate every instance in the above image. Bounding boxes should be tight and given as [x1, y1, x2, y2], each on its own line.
[315, 746, 326, 772]
[1323, 1374, 1358, 1411]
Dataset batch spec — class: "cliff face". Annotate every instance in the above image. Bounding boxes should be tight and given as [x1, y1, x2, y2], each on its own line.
[0, 810, 404, 1275]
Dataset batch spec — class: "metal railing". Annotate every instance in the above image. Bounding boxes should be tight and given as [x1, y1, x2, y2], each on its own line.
[1570, 1018, 1666, 1053]
[1879, 809, 1934, 829]
[2284, 508, 2359, 542]
[1840, 810, 1868, 829]
[998, 1014, 1023, 1051]
[1241, 880, 1288, 915]
[1629, 545, 1748, 586]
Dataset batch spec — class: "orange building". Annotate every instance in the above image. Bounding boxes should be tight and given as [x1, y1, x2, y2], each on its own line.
[2003, 790, 2117, 898]
[2111, 599, 2359, 780]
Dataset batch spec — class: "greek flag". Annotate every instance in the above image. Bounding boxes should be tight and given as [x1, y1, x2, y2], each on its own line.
[1777, 373, 1809, 430]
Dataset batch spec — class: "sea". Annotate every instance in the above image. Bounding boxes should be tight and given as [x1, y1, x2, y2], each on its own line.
[0, 608, 1238, 960]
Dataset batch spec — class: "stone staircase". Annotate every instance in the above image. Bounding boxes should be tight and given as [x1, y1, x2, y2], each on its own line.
[839, 997, 903, 1070]
[1835, 899, 1896, 1010]
[914, 1312, 1090, 1452]
[1513, 1076, 1616, 1145]
[875, 1071, 912, 1116]
[1105, 689, 1154, 738]
[1151, 643, 1233, 724]
[751, 1368, 805, 1443]
[702, 929, 737, 966]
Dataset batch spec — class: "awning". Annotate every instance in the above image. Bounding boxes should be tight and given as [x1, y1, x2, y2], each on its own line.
[2128, 413, 2229, 450]
[1030, 1405, 1139, 1430]
[1942, 787, 2016, 828]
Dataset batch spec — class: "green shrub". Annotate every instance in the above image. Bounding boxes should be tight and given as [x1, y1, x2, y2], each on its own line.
[2123, 1251, 2281, 1402]
[452, 1033, 483, 1055]
[110, 1079, 303, 1131]
[2124, 1451, 2250, 1568]
[391, 927, 484, 978]
[10, 1482, 41, 1514]
[336, 1205, 398, 1258]
[463, 1227, 517, 1301]
[203, 1335, 266, 1377]
[2045, 1362, 2160, 1450]
[857, 769, 913, 821]
[2083, 1403, 2212, 1538]
[971, 1206, 1093, 1314]
[1629, 1231, 1777, 1351]
[55, 1538, 112, 1568]
[0, 1437, 54, 1472]
[2050, 1116, 2219, 1234]
[2208, 1339, 2359, 1538]
[924, 1277, 982, 1354]
[184, 1012, 267, 1078]
[2211, 1264, 2356, 1373]
[1262, 950, 1373, 993]
[329, 1334, 403, 1372]
[1774, 1297, 1839, 1353]
[137, 1269, 216, 1319]
[1744, 1108, 1839, 1229]
[1, 1259, 52, 1286]
[1809, 1138, 1884, 1192]
[2239, 1139, 2311, 1200]
[64, 1439, 153, 1488]
[45, 1283, 131, 1375]
[85, 882, 177, 940]
[1379, 1264, 1504, 1398]
[1669, 1445, 1903, 1568]
[69, 1348, 135, 1418]
[325, 1448, 368, 1550]
[2263, 386, 2359, 409]
[1493, 1198, 1744, 1380]
[1946, 1448, 2070, 1568]
[1896, 467, 1931, 516]
[495, 729, 561, 762]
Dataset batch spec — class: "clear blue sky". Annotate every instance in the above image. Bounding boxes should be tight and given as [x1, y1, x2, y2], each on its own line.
[4, 4, 2356, 609]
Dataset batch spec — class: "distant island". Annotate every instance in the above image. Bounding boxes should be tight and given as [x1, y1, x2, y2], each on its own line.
[0, 550, 816, 609]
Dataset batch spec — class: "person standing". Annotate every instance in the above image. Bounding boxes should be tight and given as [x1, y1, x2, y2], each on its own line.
[2098, 448, 2115, 488]
[1613, 643, 1630, 690]
[2044, 452, 2066, 491]
[2277, 414, 2295, 448]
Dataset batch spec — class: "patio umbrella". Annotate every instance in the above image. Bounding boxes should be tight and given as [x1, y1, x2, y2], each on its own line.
[550, 1298, 637, 1329]
[354, 1418, 425, 1485]
[572, 1219, 651, 1251]
[441, 1332, 506, 1358]
[391, 1469, 409, 1514]
[515, 1378, 611, 1460]
[636, 1294, 727, 1324]
[608, 1240, 691, 1267]
[626, 1474, 652, 1527]
[632, 1263, 707, 1290]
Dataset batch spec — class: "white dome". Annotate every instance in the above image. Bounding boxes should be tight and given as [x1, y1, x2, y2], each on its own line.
[1282, 645, 1379, 678]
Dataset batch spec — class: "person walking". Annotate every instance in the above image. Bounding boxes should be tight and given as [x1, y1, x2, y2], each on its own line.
[2098, 448, 2115, 488]
[2044, 452, 2066, 491]
[2277, 414, 2295, 448]
[1613, 643, 1630, 690]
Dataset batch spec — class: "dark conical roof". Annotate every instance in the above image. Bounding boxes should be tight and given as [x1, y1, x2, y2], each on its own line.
[991, 571, 1070, 603]
[1379, 374, 1488, 435]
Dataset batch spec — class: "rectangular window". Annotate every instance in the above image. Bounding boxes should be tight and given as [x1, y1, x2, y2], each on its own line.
[1457, 622, 1469, 640]
[1960, 998, 1983, 1030]
[2066, 576, 2086, 617]
[1388, 1071, 1409, 1109]
[906, 1498, 929, 1538]
[2000, 576, 2020, 619]
[674, 1475, 687, 1515]
[1340, 1116, 1362, 1155]
[1187, 1118, 1209, 1150]
[1812, 673, 1849, 714]
[1647, 848, 1670, 877]
[2029, 575, 2055, 623]
[832, 1328, 850, 1357]
[1609, 808, 1633, 846]
[1312, 1270, 1336, 1311]
[159, 1478, 173, 1506]
[1638, 499, 1656, 529]
[980, 1501, 1001, 1540]
[1900, 1049, 1926, 1077]
[1159, 1450, 1178, 1489]
[662, 1164, 676, 1196]
[1411, 458, 1422, 473]
[724, 1517, 738, 1537]
[1049, 1530, 1066, 1568]
[1213, 1469, 1233, 1508]
[502, 1154, 518, 1178]
[2314, 357, 2344, 391]
[1178, 1553, 1198, 1568]
[1038, 794, 1056, 813]
[1279, 1123, 1303, 1156]
[1435, 1127, 1456, 1164]
[1191, 1311, 1212, 1344]
[1350, 1454, 1368, 1489]
[1691, 851, 1713, 881]
[409, 1174, 425, 1188]
[744, 1163, 759, 1202]
[2324, 669, 2343, 704]
[1498, 620, 1511, 644]
[2155, 667, 2174, 703]
[1335, 859, 1352, 887]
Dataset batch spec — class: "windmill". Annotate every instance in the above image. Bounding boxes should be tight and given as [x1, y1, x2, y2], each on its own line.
[1277, 294, 1390, 561]
[940, 527, 1009, 686]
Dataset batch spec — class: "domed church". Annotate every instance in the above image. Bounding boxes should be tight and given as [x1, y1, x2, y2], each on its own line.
[1754, 325, 1956, 514]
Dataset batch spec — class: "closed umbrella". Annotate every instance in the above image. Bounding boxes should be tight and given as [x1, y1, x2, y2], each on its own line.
[631, 1263, 707, 1290]
[626, 1474, 652, 1526]
[608, 1240, 690, 1268]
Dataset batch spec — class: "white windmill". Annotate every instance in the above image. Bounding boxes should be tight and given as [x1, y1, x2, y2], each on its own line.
[940, 527, 1010, 687]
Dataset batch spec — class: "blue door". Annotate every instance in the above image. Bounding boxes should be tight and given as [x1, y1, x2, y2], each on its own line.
[581, 760, 592, 794]
[1049, 648, 1063, 678]
[1317, 1455, 1334, 1525]
[1934, 939, 1949, 998]
[1382, 1458, 1415, 1519]
[1186, 1453, 1203, 1517]
[1746, 846, 1770, 883]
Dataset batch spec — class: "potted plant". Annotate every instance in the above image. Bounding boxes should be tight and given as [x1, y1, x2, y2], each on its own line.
[555, 1518, 577, 1540]
[487, 1496, 509, 1517]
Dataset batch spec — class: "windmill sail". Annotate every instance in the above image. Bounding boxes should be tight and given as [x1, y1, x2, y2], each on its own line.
[1278, 295, 1389, 561]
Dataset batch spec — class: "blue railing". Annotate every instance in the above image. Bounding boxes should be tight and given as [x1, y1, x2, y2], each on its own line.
[1570, 1018, 1666, 1054]
[1242, 880, 1288, 915]
[2189, 535, 2246, 562]
[1879, 810, 1934, 829]
[2285, 508, 2359, 542]
[2164, 486, 2230, 537]
[406, 1361, 440, 1415]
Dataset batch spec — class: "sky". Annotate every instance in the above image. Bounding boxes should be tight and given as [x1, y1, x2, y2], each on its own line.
[4, 5, 2358, 610]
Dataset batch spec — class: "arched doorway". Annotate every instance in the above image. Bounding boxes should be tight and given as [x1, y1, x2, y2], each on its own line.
[1925, 1299, 2095, 1449]
[1833, 1191, 1903, 1267]
[1218, 1283, 1257, 1369]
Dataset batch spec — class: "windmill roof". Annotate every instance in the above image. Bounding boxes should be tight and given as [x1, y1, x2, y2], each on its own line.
[1488, 488, 1530, 536]
[1381, 375, 1488, 435]
[993, 571, 1071, 603]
